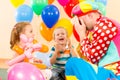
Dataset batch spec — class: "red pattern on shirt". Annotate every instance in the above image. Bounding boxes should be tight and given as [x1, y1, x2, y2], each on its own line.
[80, 17, 118, 64]
[116, 61, 120, 75]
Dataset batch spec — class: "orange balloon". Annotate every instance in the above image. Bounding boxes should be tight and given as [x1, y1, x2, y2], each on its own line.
[31, 63, 47, 69]
[40, 44, 49, 52]
[40, 22, 55, 41]
[24, 60, 47, 69]
[48, 0, 54, 4]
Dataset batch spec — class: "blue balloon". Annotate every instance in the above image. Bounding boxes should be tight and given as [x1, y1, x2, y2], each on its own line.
[41, 5, 60, 28]
[33, 52, 51, 67]
[16, 4, 33, 22]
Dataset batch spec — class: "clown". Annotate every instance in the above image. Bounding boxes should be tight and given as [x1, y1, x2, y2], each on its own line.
[65, 1, 120, 80]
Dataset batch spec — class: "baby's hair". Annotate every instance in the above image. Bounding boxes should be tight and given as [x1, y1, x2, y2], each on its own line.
[10, 22, 31, 49]
[53, 27, 68, 39]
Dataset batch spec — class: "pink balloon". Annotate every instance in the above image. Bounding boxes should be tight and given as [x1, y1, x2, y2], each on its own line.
[8, 62, 45, 80]
[57, 0, 70, 6]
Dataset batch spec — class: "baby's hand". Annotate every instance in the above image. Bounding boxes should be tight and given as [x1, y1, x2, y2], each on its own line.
[67, 39, 72, 49]
[55, 44, 65, 52]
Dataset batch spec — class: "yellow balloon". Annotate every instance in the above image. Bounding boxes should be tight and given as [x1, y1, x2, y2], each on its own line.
[79, 0, 95, 2]
[54, 18, 73, 38]
[10, 0, 25, 8]
[79, 0, 85, 2]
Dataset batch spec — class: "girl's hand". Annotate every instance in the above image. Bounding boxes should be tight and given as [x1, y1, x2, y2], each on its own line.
[33, 58, 43, 63]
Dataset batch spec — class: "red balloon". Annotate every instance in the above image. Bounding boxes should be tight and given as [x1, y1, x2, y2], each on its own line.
[73, 26, 80, 42]
[63, 0, 79, 18]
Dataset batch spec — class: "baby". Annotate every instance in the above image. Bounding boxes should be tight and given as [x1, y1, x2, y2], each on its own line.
[49, 27, 78, 80]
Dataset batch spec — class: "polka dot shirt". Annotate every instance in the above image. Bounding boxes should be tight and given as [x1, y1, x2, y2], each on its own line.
[80, 17, 118, 64]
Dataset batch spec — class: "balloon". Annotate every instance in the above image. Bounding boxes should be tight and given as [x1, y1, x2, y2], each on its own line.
[48, 0, 54, 4]
[79, 0, 85, 2]
[39, 44, 49, 52]
[41, 5, 60, 28]
[57, 0, 70, 6]
[33, 52, 51, 67]
[31, 0, 48, 15]
[97, 2, 106, 16]
[95, 0, 107, 6]
[54, 18, 73, 37]
[40, 22, 55, 41]
[63, 0, 79, 18]
[7, 54, 25, 66]
[10, 0, 25, 8]
[8, 62, 45, 80]
[73, 26, 80, 42]
[79, 0, 95, 2]
[15, 4, 33, 22]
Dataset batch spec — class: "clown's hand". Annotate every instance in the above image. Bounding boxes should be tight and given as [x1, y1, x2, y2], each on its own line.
[73, 16, 86, 34]
[72, 16, 86, 42]
[24, 48, 33, 59]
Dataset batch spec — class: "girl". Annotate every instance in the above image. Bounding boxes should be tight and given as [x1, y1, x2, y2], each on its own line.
[8, 22, 49, 69]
